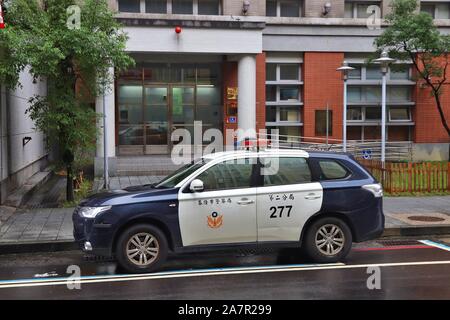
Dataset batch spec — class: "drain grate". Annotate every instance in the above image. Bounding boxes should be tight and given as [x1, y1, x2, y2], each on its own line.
[377, 239, 420, 247]
[83, 255, 115, 262]
[407, 215, 445, 222]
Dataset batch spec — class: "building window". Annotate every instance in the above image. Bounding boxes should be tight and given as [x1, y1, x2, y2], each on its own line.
[389, 107, 411, 121]
[266, 0, 302, 17]
[347, 106, 363, 121]
[119, 0, 221, 15]
[280, 86, 300, 101]
[390, 65, 411, 80]
[198, 0, 220, 15]
[348, 86, 412, 103]
[173, 0, 193, 14]
[365, 107, 381, 120]
[366, 66, 382, 80]
[266, 63, 301, 82]
[146, 0, 167, 13]
[266, 106, 301, 123]
[421, 2, 450, 19]
[280, 64, 300, 80]
[346, 106, 412, 122]
[266, 60, 303, 136]
[345, 1, 380, 18]
[267, 126, 302, 141]
[118, 0, 141, 12]
[348, 65, 362, 79]
[315, 110, 332, 136]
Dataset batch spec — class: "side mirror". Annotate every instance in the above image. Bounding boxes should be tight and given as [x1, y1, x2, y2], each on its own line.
[190, 179, 204, 192]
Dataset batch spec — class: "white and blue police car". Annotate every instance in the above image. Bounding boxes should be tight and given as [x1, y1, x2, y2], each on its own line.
[73, 149, 384, 273]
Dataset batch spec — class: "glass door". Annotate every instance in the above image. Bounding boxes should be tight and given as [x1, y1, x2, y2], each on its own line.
[170, 86, 196, 152]
[118, 84, 145, 155]
[144, 86, 169, 154]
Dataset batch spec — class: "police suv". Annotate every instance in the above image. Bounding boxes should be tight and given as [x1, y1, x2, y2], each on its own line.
[73, 149, 384, 273]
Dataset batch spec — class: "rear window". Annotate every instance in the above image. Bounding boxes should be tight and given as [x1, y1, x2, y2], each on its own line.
[318, 160, 349, 180]
[261, 157, 312, 186]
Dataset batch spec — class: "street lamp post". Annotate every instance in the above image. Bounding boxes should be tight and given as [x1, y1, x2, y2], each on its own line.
[337, 61, 355, 153]
[374, 51, 395, 167]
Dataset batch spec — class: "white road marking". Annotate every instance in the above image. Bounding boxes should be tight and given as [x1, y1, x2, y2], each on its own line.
[419, 240, 450, 252]
[2, 260, 450, 289]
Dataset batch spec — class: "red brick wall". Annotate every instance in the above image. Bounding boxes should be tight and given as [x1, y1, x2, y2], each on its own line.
[413, 55, 450, 143]
[256, 53, 266, 133]
[414, 84, 450, 143]
[223, 60, 238, 146]
[303, 52, 344, 141]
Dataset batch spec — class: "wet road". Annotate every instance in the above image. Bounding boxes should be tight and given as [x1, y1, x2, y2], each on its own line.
[0, 238, 450, 299]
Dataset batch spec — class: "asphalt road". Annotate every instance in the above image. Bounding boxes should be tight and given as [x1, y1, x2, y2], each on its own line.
[0, 238, 450, 300]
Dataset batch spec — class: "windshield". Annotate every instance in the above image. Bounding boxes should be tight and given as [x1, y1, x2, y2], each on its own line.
[154, 160, 207, 189]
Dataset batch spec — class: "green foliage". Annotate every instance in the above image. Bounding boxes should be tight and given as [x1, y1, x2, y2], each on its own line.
[0, 0, 134, 158]
[63, 178, 93, 208]
[374, 0, 450, 135]
[0, 0, 134, 200]
[375, 0, 450, 75]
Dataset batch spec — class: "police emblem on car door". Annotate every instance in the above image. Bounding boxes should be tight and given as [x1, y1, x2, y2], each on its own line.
[178, 157, 258, 246]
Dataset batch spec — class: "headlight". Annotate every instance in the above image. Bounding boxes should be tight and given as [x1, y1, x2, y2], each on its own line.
[78, 206, 111, 218]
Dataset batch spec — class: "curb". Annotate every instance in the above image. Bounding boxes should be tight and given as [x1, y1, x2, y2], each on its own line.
[0, 240, 77, 255]
[382, 225, 450, 238]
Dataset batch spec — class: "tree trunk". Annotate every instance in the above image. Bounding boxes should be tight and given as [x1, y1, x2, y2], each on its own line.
[66, 163, 74, 202]
[432, 90, 450, 138]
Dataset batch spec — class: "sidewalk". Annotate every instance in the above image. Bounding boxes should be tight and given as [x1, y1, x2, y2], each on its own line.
[1, 177, 450, 253]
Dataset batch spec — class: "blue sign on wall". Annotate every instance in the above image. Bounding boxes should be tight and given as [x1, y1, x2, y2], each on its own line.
[227, 116, 237, 124]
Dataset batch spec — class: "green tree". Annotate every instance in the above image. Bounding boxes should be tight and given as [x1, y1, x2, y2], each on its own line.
[374, 0, 450, 136]
[0, 0, 134, 201]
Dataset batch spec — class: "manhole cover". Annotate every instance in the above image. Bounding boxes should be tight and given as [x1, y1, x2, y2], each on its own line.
[377, 240, 419, 247]
[407, 216, 445, 222]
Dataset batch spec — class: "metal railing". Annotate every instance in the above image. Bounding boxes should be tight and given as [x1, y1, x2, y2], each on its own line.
[257, 132, 413, 161]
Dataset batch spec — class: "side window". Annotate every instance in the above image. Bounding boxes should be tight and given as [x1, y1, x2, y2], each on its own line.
[262, 157, 312, 186]
[318, 160, 349, 180]
[196, 158, 254, 191]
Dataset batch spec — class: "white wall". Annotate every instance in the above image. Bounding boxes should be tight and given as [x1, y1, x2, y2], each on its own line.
[8, 69, 48, 178]
[124, 26, 263, 54]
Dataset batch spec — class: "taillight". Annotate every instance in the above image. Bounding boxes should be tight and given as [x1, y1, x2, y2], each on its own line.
[362, 183, 383, 198]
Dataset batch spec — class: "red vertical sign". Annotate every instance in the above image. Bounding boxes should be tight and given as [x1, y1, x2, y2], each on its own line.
[0, 4, 4, 29]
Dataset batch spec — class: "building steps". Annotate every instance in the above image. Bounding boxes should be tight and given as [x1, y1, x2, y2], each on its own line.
[4, 169, 53, 208]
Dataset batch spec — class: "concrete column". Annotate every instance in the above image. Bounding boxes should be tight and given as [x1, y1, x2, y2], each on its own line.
[95, 67, 117, 176]
[237, 55, 257, 141]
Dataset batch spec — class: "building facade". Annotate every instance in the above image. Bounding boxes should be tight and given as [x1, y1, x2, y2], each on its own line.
[96, 0, 450, 175]
[0, 72, 49, 204]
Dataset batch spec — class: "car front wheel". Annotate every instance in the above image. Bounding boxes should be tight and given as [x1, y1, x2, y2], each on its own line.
[116, 224, 168, 274]
[303, 217, 352, 263]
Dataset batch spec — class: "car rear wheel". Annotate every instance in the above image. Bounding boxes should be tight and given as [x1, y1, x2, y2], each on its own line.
[302, 217, 352, 263]
[116, 224, 168, 273]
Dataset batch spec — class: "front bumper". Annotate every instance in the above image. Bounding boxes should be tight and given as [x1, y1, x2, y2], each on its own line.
[72, 207, 115, 256]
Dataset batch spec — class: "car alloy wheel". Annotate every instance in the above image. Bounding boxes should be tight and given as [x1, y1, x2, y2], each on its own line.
[314, 224, 345, 256]
[126, 232, 160, 266]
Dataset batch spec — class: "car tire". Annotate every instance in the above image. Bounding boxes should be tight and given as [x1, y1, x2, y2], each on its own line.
[302, 217, 352, 263]
[116, 224, 168, 274]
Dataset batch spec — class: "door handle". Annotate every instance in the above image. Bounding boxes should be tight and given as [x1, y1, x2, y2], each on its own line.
[304, 193, 321, 200]
[237, 198, 255, 205]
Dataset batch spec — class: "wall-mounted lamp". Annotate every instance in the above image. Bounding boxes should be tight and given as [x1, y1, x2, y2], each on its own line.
[242, 0, 250, 15]
[23, 136, 32, 146]
[322, 2, 332, 16]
